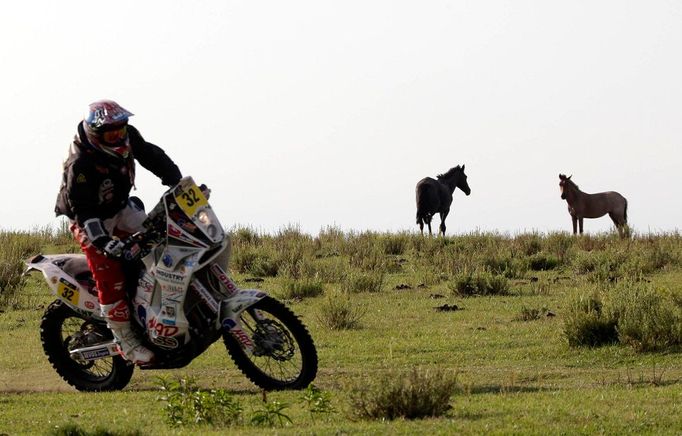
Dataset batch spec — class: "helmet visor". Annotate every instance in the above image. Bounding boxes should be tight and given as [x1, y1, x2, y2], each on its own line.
[101, 125, 128, 145]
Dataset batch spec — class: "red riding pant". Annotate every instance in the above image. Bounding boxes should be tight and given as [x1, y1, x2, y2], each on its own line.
[70, 201, 147, 305]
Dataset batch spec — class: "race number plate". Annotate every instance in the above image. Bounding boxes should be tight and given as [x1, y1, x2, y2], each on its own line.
[58, 278, 80, 305]
[174, 182, 208, 217]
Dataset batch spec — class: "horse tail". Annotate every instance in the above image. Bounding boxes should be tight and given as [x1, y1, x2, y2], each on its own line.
[623, 198, 628, 224]
[415, 181, 432, 224]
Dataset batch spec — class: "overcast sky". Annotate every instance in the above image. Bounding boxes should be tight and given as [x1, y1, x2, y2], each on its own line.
[1, 1, 681, 236]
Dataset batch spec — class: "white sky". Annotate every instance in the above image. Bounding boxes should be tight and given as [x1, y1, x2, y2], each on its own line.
[1, 1, 681, 235]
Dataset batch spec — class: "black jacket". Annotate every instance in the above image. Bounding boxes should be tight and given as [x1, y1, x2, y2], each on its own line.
[55, 122, 182, 225]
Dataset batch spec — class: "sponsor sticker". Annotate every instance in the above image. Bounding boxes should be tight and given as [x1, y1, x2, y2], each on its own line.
[151, 335, 179, 349]
[231, 329, 254, 348]
[162, 254, 173, 267]
[156, 269, 185, 283]
[210, 264, 238, 296]
[81, 348, 112, 360]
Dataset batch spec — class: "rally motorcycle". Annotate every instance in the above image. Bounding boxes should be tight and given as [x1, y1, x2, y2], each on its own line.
[25, 177, 318, 391]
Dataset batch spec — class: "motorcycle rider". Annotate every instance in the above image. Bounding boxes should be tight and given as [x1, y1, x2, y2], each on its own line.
[55, 99, 182, 365]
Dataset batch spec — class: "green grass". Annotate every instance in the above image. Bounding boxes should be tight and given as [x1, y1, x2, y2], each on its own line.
[2, 229, 682, 434]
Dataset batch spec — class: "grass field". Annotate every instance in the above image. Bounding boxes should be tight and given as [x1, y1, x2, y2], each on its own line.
[1, 228, 682, 435]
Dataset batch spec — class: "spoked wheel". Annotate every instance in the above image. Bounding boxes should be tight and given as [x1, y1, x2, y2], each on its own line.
[223, 296, 318, 390]
[40, 299, 134, 391]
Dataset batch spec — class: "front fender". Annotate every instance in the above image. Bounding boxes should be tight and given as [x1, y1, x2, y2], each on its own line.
[219, 289, 268, 353]
[220, 289, 267, 324]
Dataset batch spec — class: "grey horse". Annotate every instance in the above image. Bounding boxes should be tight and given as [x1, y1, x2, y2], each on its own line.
[559, 174, 628, 237]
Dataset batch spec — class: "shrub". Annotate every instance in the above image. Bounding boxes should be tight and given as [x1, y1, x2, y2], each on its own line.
[349, 368, 457, 420]
[230, 226, 261, 245]
[48, 424, 143, 436]
[231, 248, 278, 277]
[563, 292, 618, 347]
[381, 234, 409, 256]
[515, 306, 549, 321]
[528, 252, 560, 271]
[0, 231, 43, 307]
[449, 270, 510, 296]
[317, 291, 366, 330]
[307, 257, 348, 283]
[515, 233, 543, 256]
[611, 283, 682, 352]
[280, 279, 324, 300]
[342, 271, 385, 293]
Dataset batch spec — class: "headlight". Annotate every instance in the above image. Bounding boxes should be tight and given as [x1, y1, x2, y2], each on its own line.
[207, 224, 218, 238]
[198, 210, 210, 225]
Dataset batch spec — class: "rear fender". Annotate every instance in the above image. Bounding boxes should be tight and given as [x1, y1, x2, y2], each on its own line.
[24, 254, 102, 319]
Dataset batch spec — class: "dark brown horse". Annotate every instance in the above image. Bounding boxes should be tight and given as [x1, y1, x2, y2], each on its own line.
[416, 165, 471, 236]
[559, 174, 628, 237]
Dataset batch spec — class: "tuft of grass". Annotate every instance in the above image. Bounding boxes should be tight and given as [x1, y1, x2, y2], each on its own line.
[528, 252, 560, 271]
[610, 283, 682, 352]
[515, 306, 550, 321]
[563, 291, 619, 347]
[348, 368, 458, 420]
[0, 231, 44, 309]
[449, 270, 510, 296]
[317, 291, 366, 330]
[48, 424, 143, 436]
[280, 279, 324, 300]
[231, 247, 279, 277]
[342, 271, 385, 293]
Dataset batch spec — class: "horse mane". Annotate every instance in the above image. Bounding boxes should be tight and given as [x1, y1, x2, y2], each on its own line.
[437, 166, 462, 180]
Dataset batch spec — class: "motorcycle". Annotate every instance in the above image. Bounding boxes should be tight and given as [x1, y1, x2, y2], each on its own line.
[25, 176, 318, 392]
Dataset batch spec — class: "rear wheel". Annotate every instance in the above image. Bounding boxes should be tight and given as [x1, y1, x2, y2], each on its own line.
[40, 299, 134, 391]
[223, 296, 317, 390]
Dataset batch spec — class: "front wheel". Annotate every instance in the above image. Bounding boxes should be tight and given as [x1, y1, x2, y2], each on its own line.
[40, 299, 134, 391]
[223, 296, 318, 390]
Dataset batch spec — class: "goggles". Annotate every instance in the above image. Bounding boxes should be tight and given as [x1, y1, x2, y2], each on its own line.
[101, 125, 128, 145]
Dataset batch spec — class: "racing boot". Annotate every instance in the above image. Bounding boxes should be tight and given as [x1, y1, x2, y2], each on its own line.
[101, 300, 155, 365]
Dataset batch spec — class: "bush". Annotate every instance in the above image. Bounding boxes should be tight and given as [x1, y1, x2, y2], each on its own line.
[280, 279, 324, 300]
[317, 291, 366, 330]
[0, 231, 43, 308]
[528, 252, 560, 271]
[515, 306, 549, 321]
[449, 270, 510, 296]
[611, 283, 682, 352]
[563, 291, 618, 347]
[231, 248, 278, 277]
[48, 424, 142, 436]
[381, 234, 409, 256]
[349, 368, 457, 420]
[342, 271, 384, 293]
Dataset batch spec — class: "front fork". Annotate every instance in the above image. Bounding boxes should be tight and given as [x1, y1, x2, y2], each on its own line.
[209, 264, 267, 354]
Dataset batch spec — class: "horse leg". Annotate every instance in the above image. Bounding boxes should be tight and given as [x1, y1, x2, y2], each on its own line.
[609, 212, 626, 238]
[426, 216, 433, 236]
[571, 215, 578, 235]
[439, 210, 449, 237]
[579, 217, 584, 234]
[417, 217, 424, 235]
